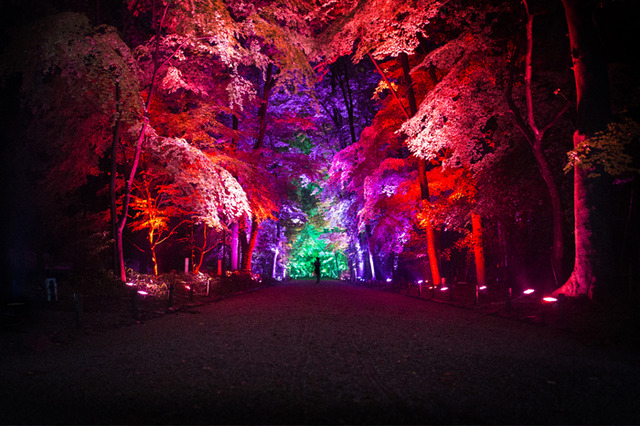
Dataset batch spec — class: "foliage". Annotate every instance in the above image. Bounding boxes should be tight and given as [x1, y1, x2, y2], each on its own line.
[317, 0, 446, 63]
[3, 0, 638, 297]
[2, 12, 143, 196]
[145, 132, 251, 229]
[401, 31, 511, 171]
[564, 117, 640, 177]
[287, 221, 347, 279]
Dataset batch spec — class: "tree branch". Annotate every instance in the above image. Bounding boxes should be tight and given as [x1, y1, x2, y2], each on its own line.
[541, 101, 570, 135]
[368, 53, 410, 120]
[523, 0, 540, 139]
[505, 46, 535, 145]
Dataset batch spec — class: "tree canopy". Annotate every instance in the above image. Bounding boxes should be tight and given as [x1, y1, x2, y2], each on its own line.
[1, 0, 638, 302]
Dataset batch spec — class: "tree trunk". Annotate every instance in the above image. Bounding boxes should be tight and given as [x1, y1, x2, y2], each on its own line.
[110, 81, 122, 278]
[342, 60, 357, 145]
[554, 0, 612, 300]
[193, 224, 208, 275]
[151, 245, 159, 276]
[112, 0, 168, 283]
[243, 62, 276, 272]
[242, 219, 259, 271]
[230, 114, 240, 271]
[557, 135, 612, 299]
[425, 224, 441, 286]
[272, 222, 280, 279]
[531, 142, 565, 288]
[365, 224, 378, 280]
[255, 62, 274, 150]
[272, 246, 279, 279]
[230, 221, 239, 270]
[334, 57, 358, 145]
[400, 52, 442, 287]
[221, 228, 226, 274]
[471, 212, 486, 287]
[506, 1, 568, 287]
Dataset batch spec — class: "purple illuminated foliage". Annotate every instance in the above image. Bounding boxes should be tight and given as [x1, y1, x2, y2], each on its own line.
[0, 0, 637, 304]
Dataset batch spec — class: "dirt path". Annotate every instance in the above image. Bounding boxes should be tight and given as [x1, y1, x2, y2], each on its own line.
[1, 280, 639, 424]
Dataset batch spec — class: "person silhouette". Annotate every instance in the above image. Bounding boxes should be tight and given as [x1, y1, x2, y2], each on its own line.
[313, 257, 321, 283]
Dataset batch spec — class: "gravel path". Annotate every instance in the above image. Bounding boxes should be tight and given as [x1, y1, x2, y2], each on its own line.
[1, 280, 639, 424]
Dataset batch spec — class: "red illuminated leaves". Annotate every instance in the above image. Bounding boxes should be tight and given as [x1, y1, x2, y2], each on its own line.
[318, 0, 445, 63]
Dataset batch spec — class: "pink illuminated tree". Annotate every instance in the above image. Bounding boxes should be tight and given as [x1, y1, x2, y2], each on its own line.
[321, 0, 516, 283]
[553, 0, 615, 299]
[127, 0, 322, 274]
[5, 0, 636, 301]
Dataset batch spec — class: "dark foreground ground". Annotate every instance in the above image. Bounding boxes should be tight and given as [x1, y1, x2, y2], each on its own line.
[1, 280, 640, 424]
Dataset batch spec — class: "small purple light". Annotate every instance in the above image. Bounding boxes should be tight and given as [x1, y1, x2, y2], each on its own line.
[542, 296, 558, 303]
[417, 280, 424, 284]
[126, 282, 136, 287]
[386, 278, 392, 282]
[478, 285, 487, 291]
[440, 286, 449, 291]
[523, 289, 535, 295]
[137, 290, 148, 296]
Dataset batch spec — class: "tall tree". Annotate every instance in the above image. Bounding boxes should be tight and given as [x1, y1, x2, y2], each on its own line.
[401, 14, 513, 286]
[242, 62, 276, 271]
[505, 0, 570, 288]
[2, 12, 144, 283]
[553, 0, 613, 299]
[399, 51, 442, 287]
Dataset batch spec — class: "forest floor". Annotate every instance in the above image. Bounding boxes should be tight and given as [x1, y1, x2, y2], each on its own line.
[2, 276, 639, 356]
[375, 279, 640, 351]
[1, 279, 640, 424]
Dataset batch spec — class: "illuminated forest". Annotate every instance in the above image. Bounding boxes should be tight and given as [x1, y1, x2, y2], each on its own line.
[0, 0, 638, 305]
